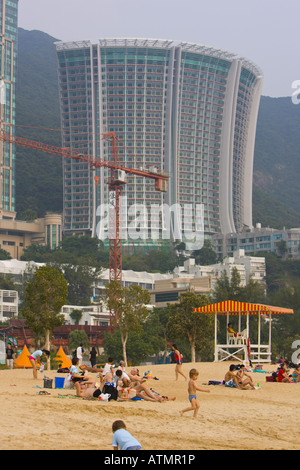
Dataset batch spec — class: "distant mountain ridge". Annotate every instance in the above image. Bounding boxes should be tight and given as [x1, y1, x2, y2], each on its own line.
[15, 28, 300, 230]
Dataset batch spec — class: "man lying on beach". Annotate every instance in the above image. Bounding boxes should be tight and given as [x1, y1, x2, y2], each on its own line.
[128, 368, 175, 402]
[74, 380, 101, 399]
[79, 364, 104, 374]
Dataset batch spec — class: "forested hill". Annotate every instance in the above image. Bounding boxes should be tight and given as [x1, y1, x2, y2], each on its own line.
[15, 28, 300, 229]
[253, 96, 300, 228]
[15, 28, 62, 217]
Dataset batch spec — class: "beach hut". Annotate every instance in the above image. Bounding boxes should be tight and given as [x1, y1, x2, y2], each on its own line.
[193, 301, 294, 363]
[53, 346, 72, 369]
[13, 344, 32, 369]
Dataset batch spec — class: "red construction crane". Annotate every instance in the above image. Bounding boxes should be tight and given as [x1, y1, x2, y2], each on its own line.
[0, 131, 168, 286]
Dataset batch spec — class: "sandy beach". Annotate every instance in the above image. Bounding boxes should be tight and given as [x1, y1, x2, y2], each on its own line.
[0, 361, 299, 450]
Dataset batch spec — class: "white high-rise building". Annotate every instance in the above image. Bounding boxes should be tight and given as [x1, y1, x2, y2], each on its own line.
[56, 39, 263, 246]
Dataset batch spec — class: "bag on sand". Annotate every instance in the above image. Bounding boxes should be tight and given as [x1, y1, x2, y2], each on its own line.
[102, 384, 118, 401]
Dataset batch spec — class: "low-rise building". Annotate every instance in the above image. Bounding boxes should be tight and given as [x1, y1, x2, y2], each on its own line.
[0, 213, 62, 259]
[0, 289, 18, 321]
[61, 304, 110, 327]
[150, 251, 266, 308]
[212, 225, 300, 259]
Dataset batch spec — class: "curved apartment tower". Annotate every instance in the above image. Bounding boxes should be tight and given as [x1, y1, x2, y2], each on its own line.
[56, 38, 263, 245]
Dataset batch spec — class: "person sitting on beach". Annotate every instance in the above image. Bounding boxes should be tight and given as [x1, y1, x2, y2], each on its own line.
[236, 364, 256, 389]
[114, 364, 130, 387]
[277, 363, 292, 383]
[74, 380, 101, 399]
[224, 364, 242, 389]
[102, 357, 115, 379]
[227, 323, 238, 337]
[69, 357, 90, 383]
[115, 375, 135, 401]
[57, 363, 69, 373]
[114, 368, 131, 387]
[116, 360, 126, 372]
[291, 364, 300, 382]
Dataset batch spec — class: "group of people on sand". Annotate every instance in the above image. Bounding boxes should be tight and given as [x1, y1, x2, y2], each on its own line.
[69, 356, 176, 402]
[276, 361, 300, 383]
[28, 342, 300, 425]
[224, 364, 257, 389]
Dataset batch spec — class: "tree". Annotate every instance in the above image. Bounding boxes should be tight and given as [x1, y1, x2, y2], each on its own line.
[212, 267, 243, 302]
[146, 307, 170, 362]
[102, 281, 150, 366]
[68, 330, 90, 355]
[192, 239, 218, 265]
[55, 261, 102, 306]
[102, 308, 167, 365]
[21, 266, 68, 368]
[0, 248, 11, 260]
[70, 309, 83, 325]
[0, 274, 16, 290]
[167, 292, 213, 362]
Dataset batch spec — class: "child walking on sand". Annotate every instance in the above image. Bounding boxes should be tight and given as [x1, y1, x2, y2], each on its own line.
[180, 368, 210, 418]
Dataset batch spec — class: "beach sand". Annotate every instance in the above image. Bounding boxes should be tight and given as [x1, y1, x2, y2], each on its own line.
[0, 361, 299, 450]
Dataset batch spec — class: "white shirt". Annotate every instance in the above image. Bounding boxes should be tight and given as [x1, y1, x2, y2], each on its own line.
[103, 363, 114, 376]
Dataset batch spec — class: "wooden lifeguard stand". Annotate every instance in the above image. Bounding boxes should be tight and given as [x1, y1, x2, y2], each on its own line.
[193, 301, 294, 363]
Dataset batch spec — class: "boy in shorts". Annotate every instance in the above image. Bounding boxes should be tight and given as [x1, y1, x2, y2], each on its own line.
[180, 368, 210, 418]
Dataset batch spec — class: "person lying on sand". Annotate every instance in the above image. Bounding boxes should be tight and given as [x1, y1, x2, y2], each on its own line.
[74, 380, 101, 399]
[80, 364, 104, 374]
[128, 368, 175, 402]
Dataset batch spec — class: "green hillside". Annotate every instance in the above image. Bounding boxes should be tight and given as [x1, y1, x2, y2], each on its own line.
[15, 28, 300, 230]
[15, 28, 62, 216]
[253, 95, 300, 227]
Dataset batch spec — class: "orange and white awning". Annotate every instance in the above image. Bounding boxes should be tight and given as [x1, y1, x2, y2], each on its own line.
[193, 300, 294, 316]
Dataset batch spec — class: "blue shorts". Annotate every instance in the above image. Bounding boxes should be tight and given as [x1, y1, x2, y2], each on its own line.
[225, 379, 237, 388]
[189, 394, 197, 402]
[126, 445, 142, 450]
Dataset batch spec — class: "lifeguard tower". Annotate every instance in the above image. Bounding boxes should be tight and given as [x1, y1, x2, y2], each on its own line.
[193, 301, 294, 363]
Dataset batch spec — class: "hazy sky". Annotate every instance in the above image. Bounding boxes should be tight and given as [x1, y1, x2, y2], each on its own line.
[18, 0, 299, 97]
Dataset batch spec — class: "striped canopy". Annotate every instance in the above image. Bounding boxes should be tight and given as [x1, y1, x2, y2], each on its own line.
[193, 300, 294, 316]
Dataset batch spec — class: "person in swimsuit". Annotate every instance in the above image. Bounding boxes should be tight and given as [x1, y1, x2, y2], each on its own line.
[74, 380, 101, 398]
[171, 344, 187, 381]
[29, 349, 50, 380]
[236, 364, 256, 389]
[292, 364, 300, 382]
[180, 368, 210, 418]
